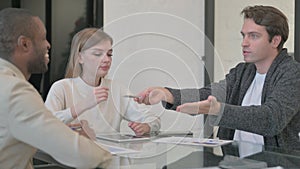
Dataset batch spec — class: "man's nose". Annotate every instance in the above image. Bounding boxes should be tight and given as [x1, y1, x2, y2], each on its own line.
[47, 40, 51, 49]
[241, 37, 249, 47]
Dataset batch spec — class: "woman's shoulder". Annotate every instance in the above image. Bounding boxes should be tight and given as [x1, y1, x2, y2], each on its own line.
[51, 77, 79, 89]
[52, 78, 71, 84]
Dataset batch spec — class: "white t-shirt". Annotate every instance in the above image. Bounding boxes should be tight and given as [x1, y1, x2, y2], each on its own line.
[233, 72, 266, 158]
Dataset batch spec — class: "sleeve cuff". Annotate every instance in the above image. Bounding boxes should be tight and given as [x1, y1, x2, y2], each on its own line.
[64, 107, 74, 124]
[208, 102, 225, 126]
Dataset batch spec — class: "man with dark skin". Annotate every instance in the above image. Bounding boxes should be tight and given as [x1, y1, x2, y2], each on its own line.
[0, 8, 111, 169]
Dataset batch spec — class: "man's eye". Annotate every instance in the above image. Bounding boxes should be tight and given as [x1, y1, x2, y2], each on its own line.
[250, 34, 258, 39]
[240, 31, 246, 38]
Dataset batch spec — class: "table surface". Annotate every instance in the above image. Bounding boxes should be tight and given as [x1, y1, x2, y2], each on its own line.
[34, 135, 300, 169]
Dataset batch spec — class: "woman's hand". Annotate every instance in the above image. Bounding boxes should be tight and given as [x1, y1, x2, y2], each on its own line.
[68, 120, 96, 140]
[71, 87, 109, 118]
[82, 86, 109, 111]
[128, 122, 151, 136]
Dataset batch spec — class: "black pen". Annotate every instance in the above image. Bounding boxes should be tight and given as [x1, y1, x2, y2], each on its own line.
[123, 95, 141, 99]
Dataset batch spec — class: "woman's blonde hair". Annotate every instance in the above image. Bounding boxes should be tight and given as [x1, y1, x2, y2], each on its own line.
[64, 28, 113, 78]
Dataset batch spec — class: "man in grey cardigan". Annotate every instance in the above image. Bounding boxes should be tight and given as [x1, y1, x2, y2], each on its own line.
[135, 5, 300, 153]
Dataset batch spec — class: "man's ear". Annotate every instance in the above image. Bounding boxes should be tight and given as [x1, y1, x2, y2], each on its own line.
[271, 35, 282, 49]
[17, 35, 31, 52]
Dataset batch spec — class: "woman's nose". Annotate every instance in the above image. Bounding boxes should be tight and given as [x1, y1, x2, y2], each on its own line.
[101, 54, 110, 62]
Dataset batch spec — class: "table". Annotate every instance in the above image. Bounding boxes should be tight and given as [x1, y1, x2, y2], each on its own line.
[164, 141, 300, 169]
[34, 137, 300, 169]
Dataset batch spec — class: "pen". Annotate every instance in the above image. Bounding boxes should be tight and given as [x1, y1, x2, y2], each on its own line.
[70, 126, 82, 131]
[193, 139, 220, 145]
[123, 95, 141, 99]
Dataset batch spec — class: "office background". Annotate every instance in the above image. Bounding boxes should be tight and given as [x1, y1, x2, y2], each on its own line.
[0, 0, 298, 136]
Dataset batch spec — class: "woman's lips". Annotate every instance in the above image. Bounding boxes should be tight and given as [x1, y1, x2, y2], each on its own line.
[100, 66, 110, 71]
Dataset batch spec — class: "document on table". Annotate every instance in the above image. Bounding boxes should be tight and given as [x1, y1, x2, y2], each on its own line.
[152, 137, 233, 147]
[96, 133, 150, 143]
[95, 141, 139, 155]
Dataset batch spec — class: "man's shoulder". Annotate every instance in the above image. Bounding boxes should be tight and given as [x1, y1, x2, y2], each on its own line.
[0, 74, 39, 106]
[235, 62, 254, 68]
[277, 56, 300, 73]
[0, 74, 31, 90]
[228, 62, 255, 75]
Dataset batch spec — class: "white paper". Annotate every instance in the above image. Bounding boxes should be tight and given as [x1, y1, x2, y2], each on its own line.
[152, 137, 233, 147]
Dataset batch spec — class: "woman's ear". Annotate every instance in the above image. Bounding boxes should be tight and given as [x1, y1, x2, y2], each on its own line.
[78, 52, 84, 64]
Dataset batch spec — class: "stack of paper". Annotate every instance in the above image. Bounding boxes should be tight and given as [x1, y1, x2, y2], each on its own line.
[152, 137, 233, 147]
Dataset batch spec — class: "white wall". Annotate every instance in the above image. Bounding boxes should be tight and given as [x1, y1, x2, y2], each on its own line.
[214, 0, 295, 81]
[104, 0, 205, 136]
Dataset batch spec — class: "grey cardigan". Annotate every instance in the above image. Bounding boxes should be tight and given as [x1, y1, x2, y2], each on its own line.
[166, 49, 300, 150]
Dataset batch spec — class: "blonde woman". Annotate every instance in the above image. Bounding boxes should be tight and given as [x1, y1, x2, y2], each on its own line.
[45, 28, 160, 136]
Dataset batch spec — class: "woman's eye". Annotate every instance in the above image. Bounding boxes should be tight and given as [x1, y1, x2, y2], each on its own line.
[94, 52, 104, 57]
[107, 51, 113, 57]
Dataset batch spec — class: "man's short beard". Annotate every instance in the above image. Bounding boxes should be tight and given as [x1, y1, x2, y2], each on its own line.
[27, 60, 48, 74]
